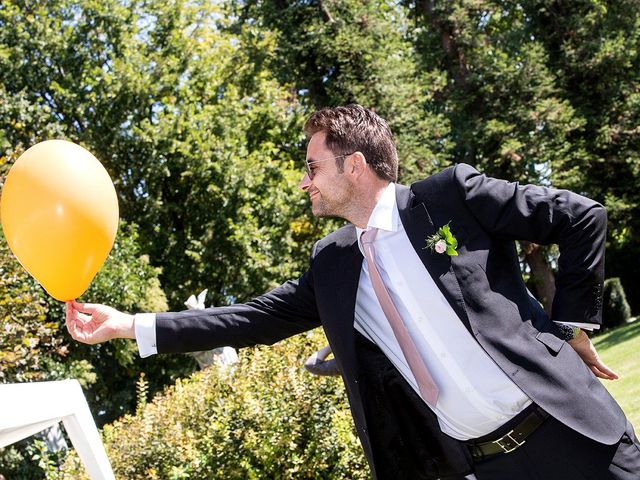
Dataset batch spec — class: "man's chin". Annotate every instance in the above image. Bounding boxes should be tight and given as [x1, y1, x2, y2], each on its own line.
[311, 203, 330, 218]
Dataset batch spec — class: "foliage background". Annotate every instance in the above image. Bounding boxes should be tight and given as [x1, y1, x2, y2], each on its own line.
[1, 0, 639, 477]
[58, 331, 369, 480]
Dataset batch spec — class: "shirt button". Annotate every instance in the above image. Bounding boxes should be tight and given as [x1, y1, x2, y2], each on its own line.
[464, 387, 472, 394]
[440, 352, 447, 358]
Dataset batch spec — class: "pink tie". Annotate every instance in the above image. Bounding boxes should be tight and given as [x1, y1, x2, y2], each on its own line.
[361, 228, 439, 407]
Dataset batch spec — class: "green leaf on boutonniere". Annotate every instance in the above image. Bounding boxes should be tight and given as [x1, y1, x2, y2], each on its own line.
[424, 222, 459, 256]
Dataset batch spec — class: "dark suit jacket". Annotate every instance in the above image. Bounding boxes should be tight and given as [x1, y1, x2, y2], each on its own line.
[155, 164, 626, 479]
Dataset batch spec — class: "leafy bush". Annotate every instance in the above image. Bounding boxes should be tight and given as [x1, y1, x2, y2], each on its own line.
[602, 277, 632, 330]
[59, 331, 369, 479]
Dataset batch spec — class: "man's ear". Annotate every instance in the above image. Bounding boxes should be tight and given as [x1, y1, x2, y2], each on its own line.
[348, 152, 367, 177]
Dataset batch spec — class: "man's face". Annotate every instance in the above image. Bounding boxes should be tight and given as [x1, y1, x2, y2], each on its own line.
[299, 131, 353, 218]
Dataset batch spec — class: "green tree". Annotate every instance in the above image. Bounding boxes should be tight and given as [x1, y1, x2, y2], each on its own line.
[519, 0, 640, 312]
[1, 3, 327, 474]
[230, 0, 453, 181]
[405, 0, 639, 311]
[0, 0, 320, 311]
[408, 1, 588, 181]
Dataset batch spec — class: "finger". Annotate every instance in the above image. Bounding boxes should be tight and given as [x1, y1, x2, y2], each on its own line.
[70, 315, 102, 343]
[70, 326, 93, 344]
[72, 312, 93, 330]
[66, 302, 91, 339]
[588, 352, 620, 379]
[66, 307, 80, 339]
[590, 364, 619, 381]
[65, 301, 77, 330]
[591, 361, 620, 380]
[72, 300, 101, 314]
[590, 365, 609, 379]
[67, 300, 95, 324]
[595, 362, 619, 380]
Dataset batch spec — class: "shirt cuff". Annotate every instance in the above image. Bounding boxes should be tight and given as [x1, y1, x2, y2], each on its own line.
[553, 321, 600, 332]
[134, 313, 158, 358]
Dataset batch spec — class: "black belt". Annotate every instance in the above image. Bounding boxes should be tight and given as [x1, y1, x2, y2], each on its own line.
[467, 405, 549, 460]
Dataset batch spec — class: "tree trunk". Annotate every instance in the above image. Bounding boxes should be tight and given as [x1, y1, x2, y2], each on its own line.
[415, 0, 469, 86]
[521, 241, 556, 315]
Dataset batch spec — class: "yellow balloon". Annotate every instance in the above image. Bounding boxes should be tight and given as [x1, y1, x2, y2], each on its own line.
[1, 140, 119, 301]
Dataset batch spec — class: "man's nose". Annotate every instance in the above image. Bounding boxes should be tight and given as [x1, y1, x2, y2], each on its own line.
[299, 172, 311, 190]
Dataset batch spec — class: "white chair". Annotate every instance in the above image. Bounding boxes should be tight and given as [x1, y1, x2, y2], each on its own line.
[0, 379, 115, 479]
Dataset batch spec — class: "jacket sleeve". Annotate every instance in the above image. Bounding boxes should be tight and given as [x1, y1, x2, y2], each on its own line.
[155, 266, 321, 353]
[453, 163, 606, 326]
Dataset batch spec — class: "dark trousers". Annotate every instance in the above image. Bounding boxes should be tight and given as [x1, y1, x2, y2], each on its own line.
[473, 415, 640, 480]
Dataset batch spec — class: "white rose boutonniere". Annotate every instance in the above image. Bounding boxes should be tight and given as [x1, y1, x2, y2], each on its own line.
[424, 222, 458, 256]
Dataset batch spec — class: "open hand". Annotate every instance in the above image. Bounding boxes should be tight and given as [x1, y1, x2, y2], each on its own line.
[569, 330, 619, 381]
[66, 301, 135, 344]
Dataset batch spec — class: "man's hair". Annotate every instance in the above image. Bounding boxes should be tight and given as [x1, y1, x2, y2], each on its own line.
[304, 104, 398, 182]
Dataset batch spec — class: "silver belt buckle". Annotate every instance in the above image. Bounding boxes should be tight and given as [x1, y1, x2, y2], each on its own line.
[493, 429, 525, 453]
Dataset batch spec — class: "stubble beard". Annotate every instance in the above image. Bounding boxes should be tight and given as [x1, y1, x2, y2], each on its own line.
[310, 197, 332, 218]
[310, 183, 355, 221]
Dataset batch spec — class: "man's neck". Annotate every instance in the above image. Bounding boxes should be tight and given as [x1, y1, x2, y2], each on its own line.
[349, 181, 392, 229]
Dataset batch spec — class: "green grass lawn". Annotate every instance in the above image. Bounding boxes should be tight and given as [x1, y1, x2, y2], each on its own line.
[592, 320, 640, 427]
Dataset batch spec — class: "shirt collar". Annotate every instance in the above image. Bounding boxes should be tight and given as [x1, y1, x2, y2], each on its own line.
[355, 182, 399, 244]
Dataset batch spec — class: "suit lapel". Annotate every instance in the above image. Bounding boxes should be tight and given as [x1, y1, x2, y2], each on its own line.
[396, 185, 472, 332]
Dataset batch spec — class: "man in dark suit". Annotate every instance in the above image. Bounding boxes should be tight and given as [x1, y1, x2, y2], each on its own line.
[67, 105, 640, 479]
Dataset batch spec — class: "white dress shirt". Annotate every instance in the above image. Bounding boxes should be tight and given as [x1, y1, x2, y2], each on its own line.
[134, 182, 595, 440]
[352, 183, 531, 439]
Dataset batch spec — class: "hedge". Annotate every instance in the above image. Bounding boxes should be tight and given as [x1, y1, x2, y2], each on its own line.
[602, 277, 632, 330]
[58, 331, 369, 479]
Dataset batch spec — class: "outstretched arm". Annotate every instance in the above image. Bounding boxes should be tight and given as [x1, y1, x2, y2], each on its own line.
[67, 268, 321, 353]
[66, 301, 135, 344]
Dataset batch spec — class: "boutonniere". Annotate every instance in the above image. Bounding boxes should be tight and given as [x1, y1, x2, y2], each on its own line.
[424, 222, 458, 256]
